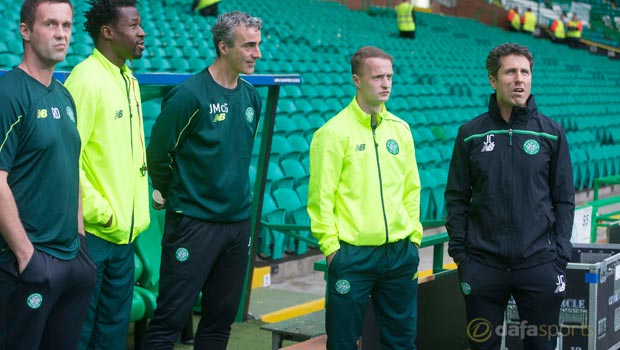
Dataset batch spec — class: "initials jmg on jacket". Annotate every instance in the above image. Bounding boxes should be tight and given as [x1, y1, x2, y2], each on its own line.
[211, 103, 229, 123]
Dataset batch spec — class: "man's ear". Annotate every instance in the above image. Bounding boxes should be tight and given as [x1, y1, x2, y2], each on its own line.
[488, 74, 497, 91]
[100, 25, 113, 41]
[218, 41, 228, 56]
[352, 74, 360, 89]
[19, 23, 31, 42]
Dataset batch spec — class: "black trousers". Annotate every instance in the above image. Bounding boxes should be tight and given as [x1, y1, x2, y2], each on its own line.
[0, 235, 96, 350]
[142, 212, 251, 350]
[458, 258, 567, 350]
[399, 30, 415, 39]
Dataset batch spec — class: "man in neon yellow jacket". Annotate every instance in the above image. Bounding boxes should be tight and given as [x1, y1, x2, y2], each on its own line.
[64, 0, 149, 348]
[308, 46, 422, 350]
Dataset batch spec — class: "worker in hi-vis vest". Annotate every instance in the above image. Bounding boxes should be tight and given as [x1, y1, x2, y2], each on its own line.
[507, 6, 521, 31]
[550, 13, 566, 44]
[521, 7, 537, 34]
[191, 0, 220, 17]
[395, 0, 416, 39]
[566, 13, 583, 48]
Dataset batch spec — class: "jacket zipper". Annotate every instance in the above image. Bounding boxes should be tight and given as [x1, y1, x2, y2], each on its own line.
[122, 71, 135, 244]
[372, 121, 389, 248]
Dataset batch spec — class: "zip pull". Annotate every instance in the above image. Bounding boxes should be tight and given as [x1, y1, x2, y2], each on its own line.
[509, 128, 513, 146]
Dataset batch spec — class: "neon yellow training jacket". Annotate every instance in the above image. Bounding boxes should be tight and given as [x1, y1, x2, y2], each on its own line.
[65, 49, 150, 244]
[307, 97, 423, 257]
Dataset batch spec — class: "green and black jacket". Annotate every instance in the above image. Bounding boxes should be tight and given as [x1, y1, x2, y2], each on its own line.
[445, 94, 575, 270]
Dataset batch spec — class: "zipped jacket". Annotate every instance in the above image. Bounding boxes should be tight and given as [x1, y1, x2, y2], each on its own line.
[308, 97, 423, 257]
[65, 49, 150, 244]
[445, 94, 574, 270]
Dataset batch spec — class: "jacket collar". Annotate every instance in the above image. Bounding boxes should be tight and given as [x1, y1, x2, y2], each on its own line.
[488, 93, 538, 125]
[92, 48, 132, 77]
[349, 96, 389, 128]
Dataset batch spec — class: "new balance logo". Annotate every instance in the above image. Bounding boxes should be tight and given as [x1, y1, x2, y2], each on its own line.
[481, 134, 495, 152]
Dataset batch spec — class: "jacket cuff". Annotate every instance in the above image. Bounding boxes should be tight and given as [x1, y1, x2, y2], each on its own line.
[320, 237, 341, 258]
[409, 232, 422, 247]
[98, 207, 113, 226]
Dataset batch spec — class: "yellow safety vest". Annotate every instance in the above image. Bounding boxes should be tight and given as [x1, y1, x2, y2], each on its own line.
[553, 19, 565, 39]
[523, 12, 537, 32]
[395, 2, 415, 32]
[511, 13, 521, 30]
[567, 20, 582, 38]
[197, 0, 220, 11]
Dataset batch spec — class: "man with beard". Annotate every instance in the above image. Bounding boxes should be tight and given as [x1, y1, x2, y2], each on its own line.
[64, 0, 149, 348]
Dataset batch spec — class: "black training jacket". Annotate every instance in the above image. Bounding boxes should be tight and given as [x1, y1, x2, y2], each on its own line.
[445, 94, 575, 270]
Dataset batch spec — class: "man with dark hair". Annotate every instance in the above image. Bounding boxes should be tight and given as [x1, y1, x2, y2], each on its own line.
[445, 43, 574, 349]
[64, 0, 149, 348]
[0, 0, 96, 349]
[143, 10, 262, 350]
[308, 45, 422, 349]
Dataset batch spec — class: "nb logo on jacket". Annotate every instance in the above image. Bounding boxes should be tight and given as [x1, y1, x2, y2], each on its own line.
[481, 134, 495, 152]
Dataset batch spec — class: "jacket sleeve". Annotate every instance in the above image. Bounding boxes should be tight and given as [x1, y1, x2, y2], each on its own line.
[307, 126, 344, 257]
[444, 126, 471, 263]
[403, 134, 423, 246]
[146, 86, 200, 197]
[66, 79, 113, 226]
[550, 125, 575, 262]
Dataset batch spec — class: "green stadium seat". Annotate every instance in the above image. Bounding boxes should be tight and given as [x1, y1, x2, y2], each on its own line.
[148, 58, 171, 72]
[280, 85, 303, 99]
[277, 99, 297, 115]
[267, 159, 295, 191]
[281, 158, 309, 188]
[259, 194, 289, 259]
[187, 58, 205, 73]
[571, 148, 589, 190]
[170, 58, 190, 73]
[0, 53, 21, 69]
[412, 127, 436, 147]
[418, 169, 434, 221]
[142, 99, 161, 121]
[428, 168, 448, 221]
[0, 28, 16, 42]
[287, 133, 309, 151]
[274, 116, 297, 136]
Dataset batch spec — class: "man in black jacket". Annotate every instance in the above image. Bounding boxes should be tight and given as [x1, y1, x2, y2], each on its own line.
[445, 43, 574, 350]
